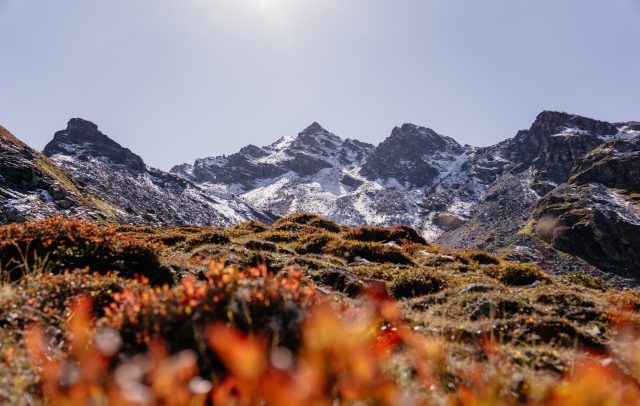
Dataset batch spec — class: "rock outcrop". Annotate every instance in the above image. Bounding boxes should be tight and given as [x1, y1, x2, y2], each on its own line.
[0, 124, 113, 223]
[532, 134, 640, 280]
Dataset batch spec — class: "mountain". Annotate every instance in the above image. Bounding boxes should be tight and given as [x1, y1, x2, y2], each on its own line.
[173, 111, 640, 285]
[1, 111, 638, 285]
[438, 112, 640, 285]
[41, 118, 273, 226]
[0, 124, 116, 223]
[172, 122, 503, 239]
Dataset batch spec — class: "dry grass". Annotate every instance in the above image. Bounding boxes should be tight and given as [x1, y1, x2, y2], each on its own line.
[1, 215, 640, 404]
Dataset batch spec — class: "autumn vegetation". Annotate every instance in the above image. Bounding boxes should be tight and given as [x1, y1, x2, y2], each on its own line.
[2, 216, 640, 404]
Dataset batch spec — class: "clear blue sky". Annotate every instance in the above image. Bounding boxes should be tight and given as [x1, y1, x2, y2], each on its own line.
[1, 0, 639, 170]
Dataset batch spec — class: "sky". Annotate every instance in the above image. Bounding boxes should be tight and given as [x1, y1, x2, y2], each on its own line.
[1, 0, 639, 170]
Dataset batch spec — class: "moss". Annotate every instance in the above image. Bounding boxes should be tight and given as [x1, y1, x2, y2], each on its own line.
[229, 221, 269, 236]
[518, 219, 537, 236]
[115, 225, 156, 234]
[274, 213, 323, 226]
[306, 217, 343, 233]
[618, 190, 640, 213]
[244, 240, 278, 252]
[345, 264, 445, 298]
[260, 231, 299, 243]
[562, 272, 606, 291]
[294, 233, 337, 255]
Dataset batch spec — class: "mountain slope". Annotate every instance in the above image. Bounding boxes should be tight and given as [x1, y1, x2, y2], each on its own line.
[0, 124, 116, 223]
[43, 119, 273, 226]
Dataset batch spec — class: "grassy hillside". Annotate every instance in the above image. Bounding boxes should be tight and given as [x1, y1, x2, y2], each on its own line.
[1, 215, 639, 404]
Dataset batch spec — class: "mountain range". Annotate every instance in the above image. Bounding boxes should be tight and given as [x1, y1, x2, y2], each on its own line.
[1, 112, 639, 285]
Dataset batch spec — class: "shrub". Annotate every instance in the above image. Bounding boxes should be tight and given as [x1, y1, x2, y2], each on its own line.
[294, 233, 337, 255]
[465, 250, 501, 265]
[260, 230, 299, 243]
[0, 272, 125, 333]
[326, 240, 413, 265]
[104, 263, 315, 368]
[0, 218, 167, 284]
[485, 263, 545, 286]
[24, 287, 442, 406]
[274, 212, 322, 226]
[344, 225, 427, 245]
[183, 230, 230, 251]
[390, 273, 444, 298]
[306, 217, 343, 233]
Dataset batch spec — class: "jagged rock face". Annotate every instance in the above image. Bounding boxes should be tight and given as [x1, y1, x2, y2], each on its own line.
[43, 120, 274, 227]
[570, 136, 640, 192]
[0, 127, 42, 192]
[534, 184, 640, 279]
[360, 124, 465, 188]
[431, 113, 639, 285]
[44, 118, 145, 172]
[529, 133, 640, 280]
[0, 125, 107, 223]
[503, 111, 618, 193]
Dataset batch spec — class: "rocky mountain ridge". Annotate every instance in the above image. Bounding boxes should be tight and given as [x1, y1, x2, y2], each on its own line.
[1, 111, 639, 284]
[172, 111, 640, 284]
[41, 118, 274, 226]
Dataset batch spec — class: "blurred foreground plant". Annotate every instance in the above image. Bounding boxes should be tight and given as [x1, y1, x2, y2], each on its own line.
[24, 264, 640, 405]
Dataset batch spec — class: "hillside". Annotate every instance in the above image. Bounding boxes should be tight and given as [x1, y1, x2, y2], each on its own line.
[2, 216, 640, 404]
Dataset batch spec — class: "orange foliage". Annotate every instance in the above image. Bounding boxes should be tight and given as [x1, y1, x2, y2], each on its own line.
[0, 217, 165, 283]
[24, 264, 640, 405]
